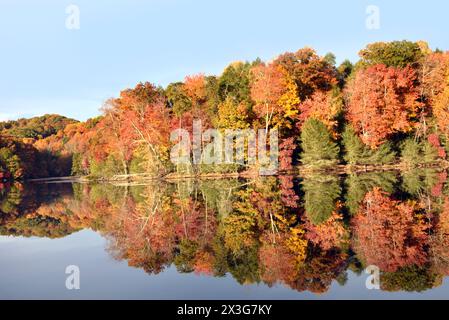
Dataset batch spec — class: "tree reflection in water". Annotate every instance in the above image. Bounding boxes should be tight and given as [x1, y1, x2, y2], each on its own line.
[1, 169, 449, 294]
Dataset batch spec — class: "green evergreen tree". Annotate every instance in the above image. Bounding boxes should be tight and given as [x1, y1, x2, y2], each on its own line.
[302, 174, 341, 224]
[400, 138, 422, 167]
[401, 169, 439, 196]
[345, 172, 397, 215]
[342, 125, 396, 165]
[400, 137, 439, 167]
[300, 118, 339, 167]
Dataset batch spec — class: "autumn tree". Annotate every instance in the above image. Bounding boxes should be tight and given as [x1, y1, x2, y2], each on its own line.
[258, 232, 299, 286]
[430, 53, 449, 139]
[357, 41, 424, 69]
[184, 74, 207, 106]
[165, 82, 192, 117]
[215, 97, 249, 130]
[429, 197, 449, 275]
[98, 82, 172, 176]
[304, 211, 349, 251]
[419, 52, 449, 107]
[352, 188, 428, 272]
[434, 87, 449, 138]
[278, 138, 296, 172]
[298, 88, 343, 135]
[345, 64, 420, 149]
[273, 48, 338, 101]
[98, 100, 134, 175]
[218, 61, 255, 105]
[119, 83, 172, 174]
[250, 63, 288, 131]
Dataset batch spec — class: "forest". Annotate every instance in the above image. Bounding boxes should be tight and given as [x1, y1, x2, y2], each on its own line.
[1, 40, 449, 180]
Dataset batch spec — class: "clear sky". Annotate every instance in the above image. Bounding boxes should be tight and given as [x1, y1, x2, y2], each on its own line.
[0, 0, 448, 121]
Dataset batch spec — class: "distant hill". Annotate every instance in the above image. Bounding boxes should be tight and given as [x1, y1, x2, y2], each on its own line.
[0, 114, 78, 139]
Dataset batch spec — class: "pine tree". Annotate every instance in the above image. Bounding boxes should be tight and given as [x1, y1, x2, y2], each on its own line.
[342, 125, 395, 165]
[300, 118, 339, 166]
[400, 137, 440, 167]
[302, 174, 341, 224]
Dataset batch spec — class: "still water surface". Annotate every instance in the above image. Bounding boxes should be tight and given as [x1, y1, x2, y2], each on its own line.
[1, 171, 449, 299]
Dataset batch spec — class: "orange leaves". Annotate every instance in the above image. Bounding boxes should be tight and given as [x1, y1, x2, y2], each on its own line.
[352, 188, 428, 272]
[431, 56, 449, 136]
[420, 52, 449, 104]
[434, 90, 449, 136]
[304, 211, 349, 251]
[118, 82, 161, 114]
[429, 197, 449, 275]
[249, 49, 339, 131]
[298, 90, 342, 135]
[273, 48, 338, 101]
[258, 232, 299, 285]
[97, 83, 172, 173]
[251, 64, 286, 104]
[193, 251, 215, 275]
[345, 65, 420, 149]
[250, 63, 288, 129]
[184, 74, 207, 105]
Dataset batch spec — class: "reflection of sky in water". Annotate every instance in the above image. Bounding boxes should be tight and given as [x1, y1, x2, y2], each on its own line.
[0, 230, 448, 300]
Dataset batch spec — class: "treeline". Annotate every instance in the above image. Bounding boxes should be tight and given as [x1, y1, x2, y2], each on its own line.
[0, 114, 77, 139]
[0, 114, 77, 179]
[2, 40, 449, 179]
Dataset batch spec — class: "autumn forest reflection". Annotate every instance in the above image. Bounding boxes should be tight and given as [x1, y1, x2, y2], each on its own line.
[1, 169, 449, 294]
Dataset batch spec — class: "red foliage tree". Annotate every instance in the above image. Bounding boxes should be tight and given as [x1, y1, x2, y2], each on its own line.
[352, 188, 428, 272]
[428, 133, 446, 159]
[304, 210, 349, 251]
[345, 65, 420, 148]
[273, 48, 337, 101]
[430, 197, 449, 275]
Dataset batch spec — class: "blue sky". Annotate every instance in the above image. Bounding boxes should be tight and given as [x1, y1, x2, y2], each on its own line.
[0, 0, 448, 121]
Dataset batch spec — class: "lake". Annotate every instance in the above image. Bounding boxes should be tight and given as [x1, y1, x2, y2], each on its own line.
[1, 169, 449, 299]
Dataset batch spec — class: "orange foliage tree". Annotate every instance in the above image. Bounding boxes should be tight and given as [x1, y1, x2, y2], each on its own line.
[345, 65, 420, 148]
[250, 63, 288, 131]
[352, 188, 428, 272]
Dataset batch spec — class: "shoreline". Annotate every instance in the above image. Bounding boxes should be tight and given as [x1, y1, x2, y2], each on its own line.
[25, 161, 449, 184]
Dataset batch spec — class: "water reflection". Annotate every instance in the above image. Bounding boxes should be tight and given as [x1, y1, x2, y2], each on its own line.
[1, 169, 449, 295]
